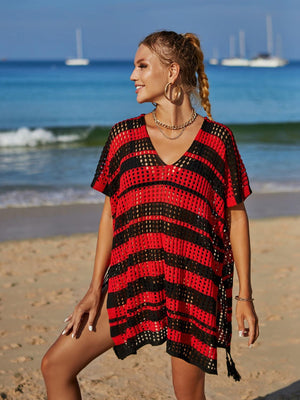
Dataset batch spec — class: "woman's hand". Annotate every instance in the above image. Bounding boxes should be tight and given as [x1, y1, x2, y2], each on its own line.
[62, 286, 101, 338]
[236, 300, 259, 347]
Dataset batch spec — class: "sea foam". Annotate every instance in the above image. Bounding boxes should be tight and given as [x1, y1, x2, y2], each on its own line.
[0, 128, 82, 148]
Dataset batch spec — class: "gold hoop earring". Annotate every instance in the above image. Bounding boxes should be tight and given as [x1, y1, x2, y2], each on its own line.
[173, 85, 183, 102]
[164, 82, 172, 101]
[164, 82, 183, 104]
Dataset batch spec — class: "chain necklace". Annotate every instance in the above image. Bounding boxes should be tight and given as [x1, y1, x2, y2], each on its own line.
[154, 123, 186, 140]
[152, 108, 197, 130]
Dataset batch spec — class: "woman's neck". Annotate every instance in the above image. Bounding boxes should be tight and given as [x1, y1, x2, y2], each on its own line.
[153, 98, 194, 127]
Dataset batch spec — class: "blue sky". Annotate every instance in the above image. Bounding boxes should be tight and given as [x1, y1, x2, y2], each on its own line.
[0, 0, 299, 61]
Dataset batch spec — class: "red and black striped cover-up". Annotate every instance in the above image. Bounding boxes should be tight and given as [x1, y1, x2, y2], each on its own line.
[91, 114, 251, 380]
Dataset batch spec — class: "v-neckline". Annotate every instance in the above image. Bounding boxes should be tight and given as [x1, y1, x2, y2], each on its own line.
[142, 114, 207, 167]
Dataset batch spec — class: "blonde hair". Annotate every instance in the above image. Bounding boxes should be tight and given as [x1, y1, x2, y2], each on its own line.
[140, 31, 212, 120]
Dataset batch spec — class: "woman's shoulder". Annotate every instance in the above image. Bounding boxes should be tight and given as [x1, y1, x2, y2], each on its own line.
[110, 114, 145, 137]
[202, 117, 234, 139]
[201, 117, 238, 151]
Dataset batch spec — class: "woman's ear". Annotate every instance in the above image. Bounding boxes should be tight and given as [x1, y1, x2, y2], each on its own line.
[169, 62, 180, 83]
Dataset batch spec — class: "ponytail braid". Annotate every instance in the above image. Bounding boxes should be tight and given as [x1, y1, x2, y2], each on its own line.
[184, 33, 212, 120]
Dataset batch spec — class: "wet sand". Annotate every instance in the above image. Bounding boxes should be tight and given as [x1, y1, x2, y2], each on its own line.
[1, 192, 300, 242]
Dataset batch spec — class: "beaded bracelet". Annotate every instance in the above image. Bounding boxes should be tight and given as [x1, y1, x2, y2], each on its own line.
[234, 295, 254, 302]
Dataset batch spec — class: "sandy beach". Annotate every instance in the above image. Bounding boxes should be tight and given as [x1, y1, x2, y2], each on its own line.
[0, 199, 300, 399]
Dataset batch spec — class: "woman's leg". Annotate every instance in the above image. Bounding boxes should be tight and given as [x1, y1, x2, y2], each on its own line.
[171, 356, 206, 400]
[41, 290, 114, 400]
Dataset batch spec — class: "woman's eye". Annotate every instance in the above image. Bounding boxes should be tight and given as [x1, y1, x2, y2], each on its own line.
[139, 64, 147, 69]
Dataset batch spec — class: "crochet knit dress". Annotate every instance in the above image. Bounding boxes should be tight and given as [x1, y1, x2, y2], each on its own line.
[91, 115, 251, 380]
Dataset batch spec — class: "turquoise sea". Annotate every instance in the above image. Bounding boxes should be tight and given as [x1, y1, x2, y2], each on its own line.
[0, 60, 300, 208]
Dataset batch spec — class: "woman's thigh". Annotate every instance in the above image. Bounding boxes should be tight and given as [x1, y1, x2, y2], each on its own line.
[42, 289, 115, 378]
[171, 356, 206, 400]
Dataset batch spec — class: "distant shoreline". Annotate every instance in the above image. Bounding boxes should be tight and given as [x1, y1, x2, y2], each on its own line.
[2, 192, 300, 242]
[1, 119, 300, 131]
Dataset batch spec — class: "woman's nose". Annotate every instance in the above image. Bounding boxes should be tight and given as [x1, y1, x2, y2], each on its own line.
[130, 68, 137, 81]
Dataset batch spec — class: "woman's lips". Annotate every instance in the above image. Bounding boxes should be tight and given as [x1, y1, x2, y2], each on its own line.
[135, 85, 144, 93]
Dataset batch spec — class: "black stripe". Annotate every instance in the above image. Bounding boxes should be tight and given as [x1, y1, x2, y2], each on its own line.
[113, 329, 168, 360]
[111, 310, 216, 349]
[117, 131, 225, 172]
[120, 154, 225, 200]
[169, 308, 217, 333]
[112, 219, 225, 263]
[108, 248, 165, 279]
[180, 157, 225, 200]
[107, 275, 166, 309]
[126, 299, 167, 314]
[119, 179, 223, 219]
[168, 315, 217, 346]
[165, 281, 216, 315]
[114, 202, 222, 246]
[110, 307, 167, 337]
[108, 248, 221, 287]
[107, 276, 216, 316]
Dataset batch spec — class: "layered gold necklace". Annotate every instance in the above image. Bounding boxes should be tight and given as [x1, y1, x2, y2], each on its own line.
[152, 108, 197, 140]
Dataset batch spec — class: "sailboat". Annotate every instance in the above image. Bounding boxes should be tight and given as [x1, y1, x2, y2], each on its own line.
[221, 31, 250, 67]
[249, 15, 288, 67]
[65, 29, 90, 66]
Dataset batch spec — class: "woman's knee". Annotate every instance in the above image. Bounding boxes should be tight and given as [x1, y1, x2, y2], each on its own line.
[41, 346, 60, 380]
[41, 341, 73, 381]
[41, 348, 54, 379]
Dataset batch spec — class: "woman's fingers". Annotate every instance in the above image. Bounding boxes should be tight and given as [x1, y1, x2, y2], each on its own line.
[247, 305, 259, 346]
[252, 314, 259, 343]
[61, 307, 84, 337]
[240, 327, 249, 337]
[64, 314, 72, 323]
[61, 313, 74, 334]
[236, 302, 259, 347]
[61, 291, 101, 337]
[70, 305, 86, 338]
[88, 307, 97, 332]
[61, 319, 74, 336]
[236, 307, 246, 337]
[248, 317, 256, 347]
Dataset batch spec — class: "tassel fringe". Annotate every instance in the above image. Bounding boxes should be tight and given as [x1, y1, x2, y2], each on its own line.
[226, 349, 241, 381]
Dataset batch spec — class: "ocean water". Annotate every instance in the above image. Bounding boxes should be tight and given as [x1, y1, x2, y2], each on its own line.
[0, 60, 300, 208]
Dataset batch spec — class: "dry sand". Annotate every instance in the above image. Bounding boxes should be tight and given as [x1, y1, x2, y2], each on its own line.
[0, 216, 299, 399]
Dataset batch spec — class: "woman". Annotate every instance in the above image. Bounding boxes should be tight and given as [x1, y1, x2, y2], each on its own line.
[42, 31, 259, 400]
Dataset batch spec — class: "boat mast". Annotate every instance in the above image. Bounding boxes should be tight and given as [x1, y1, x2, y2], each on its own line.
[229, 35, 235, 58]
[239, 30, 246, 58]
[266, 15, 273, 56]
[76, 28, 83, 59]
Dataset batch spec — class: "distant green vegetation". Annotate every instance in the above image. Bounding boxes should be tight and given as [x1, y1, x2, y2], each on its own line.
[228, 122, 300, 144]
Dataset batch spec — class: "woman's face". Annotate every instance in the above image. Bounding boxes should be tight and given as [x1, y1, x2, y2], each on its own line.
[130, 44, 170, 104]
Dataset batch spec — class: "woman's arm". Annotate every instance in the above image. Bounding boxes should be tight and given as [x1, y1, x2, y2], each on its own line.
[62, 195, 114, 337]
[226, 202, 259, 347]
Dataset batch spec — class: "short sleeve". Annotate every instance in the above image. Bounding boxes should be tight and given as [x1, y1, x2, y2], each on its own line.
[91, 127, 119, 197]
[224, 128, 252, 208]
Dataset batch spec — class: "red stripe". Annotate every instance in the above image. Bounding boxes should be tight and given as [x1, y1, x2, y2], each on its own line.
[167, 299, 217, 332]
